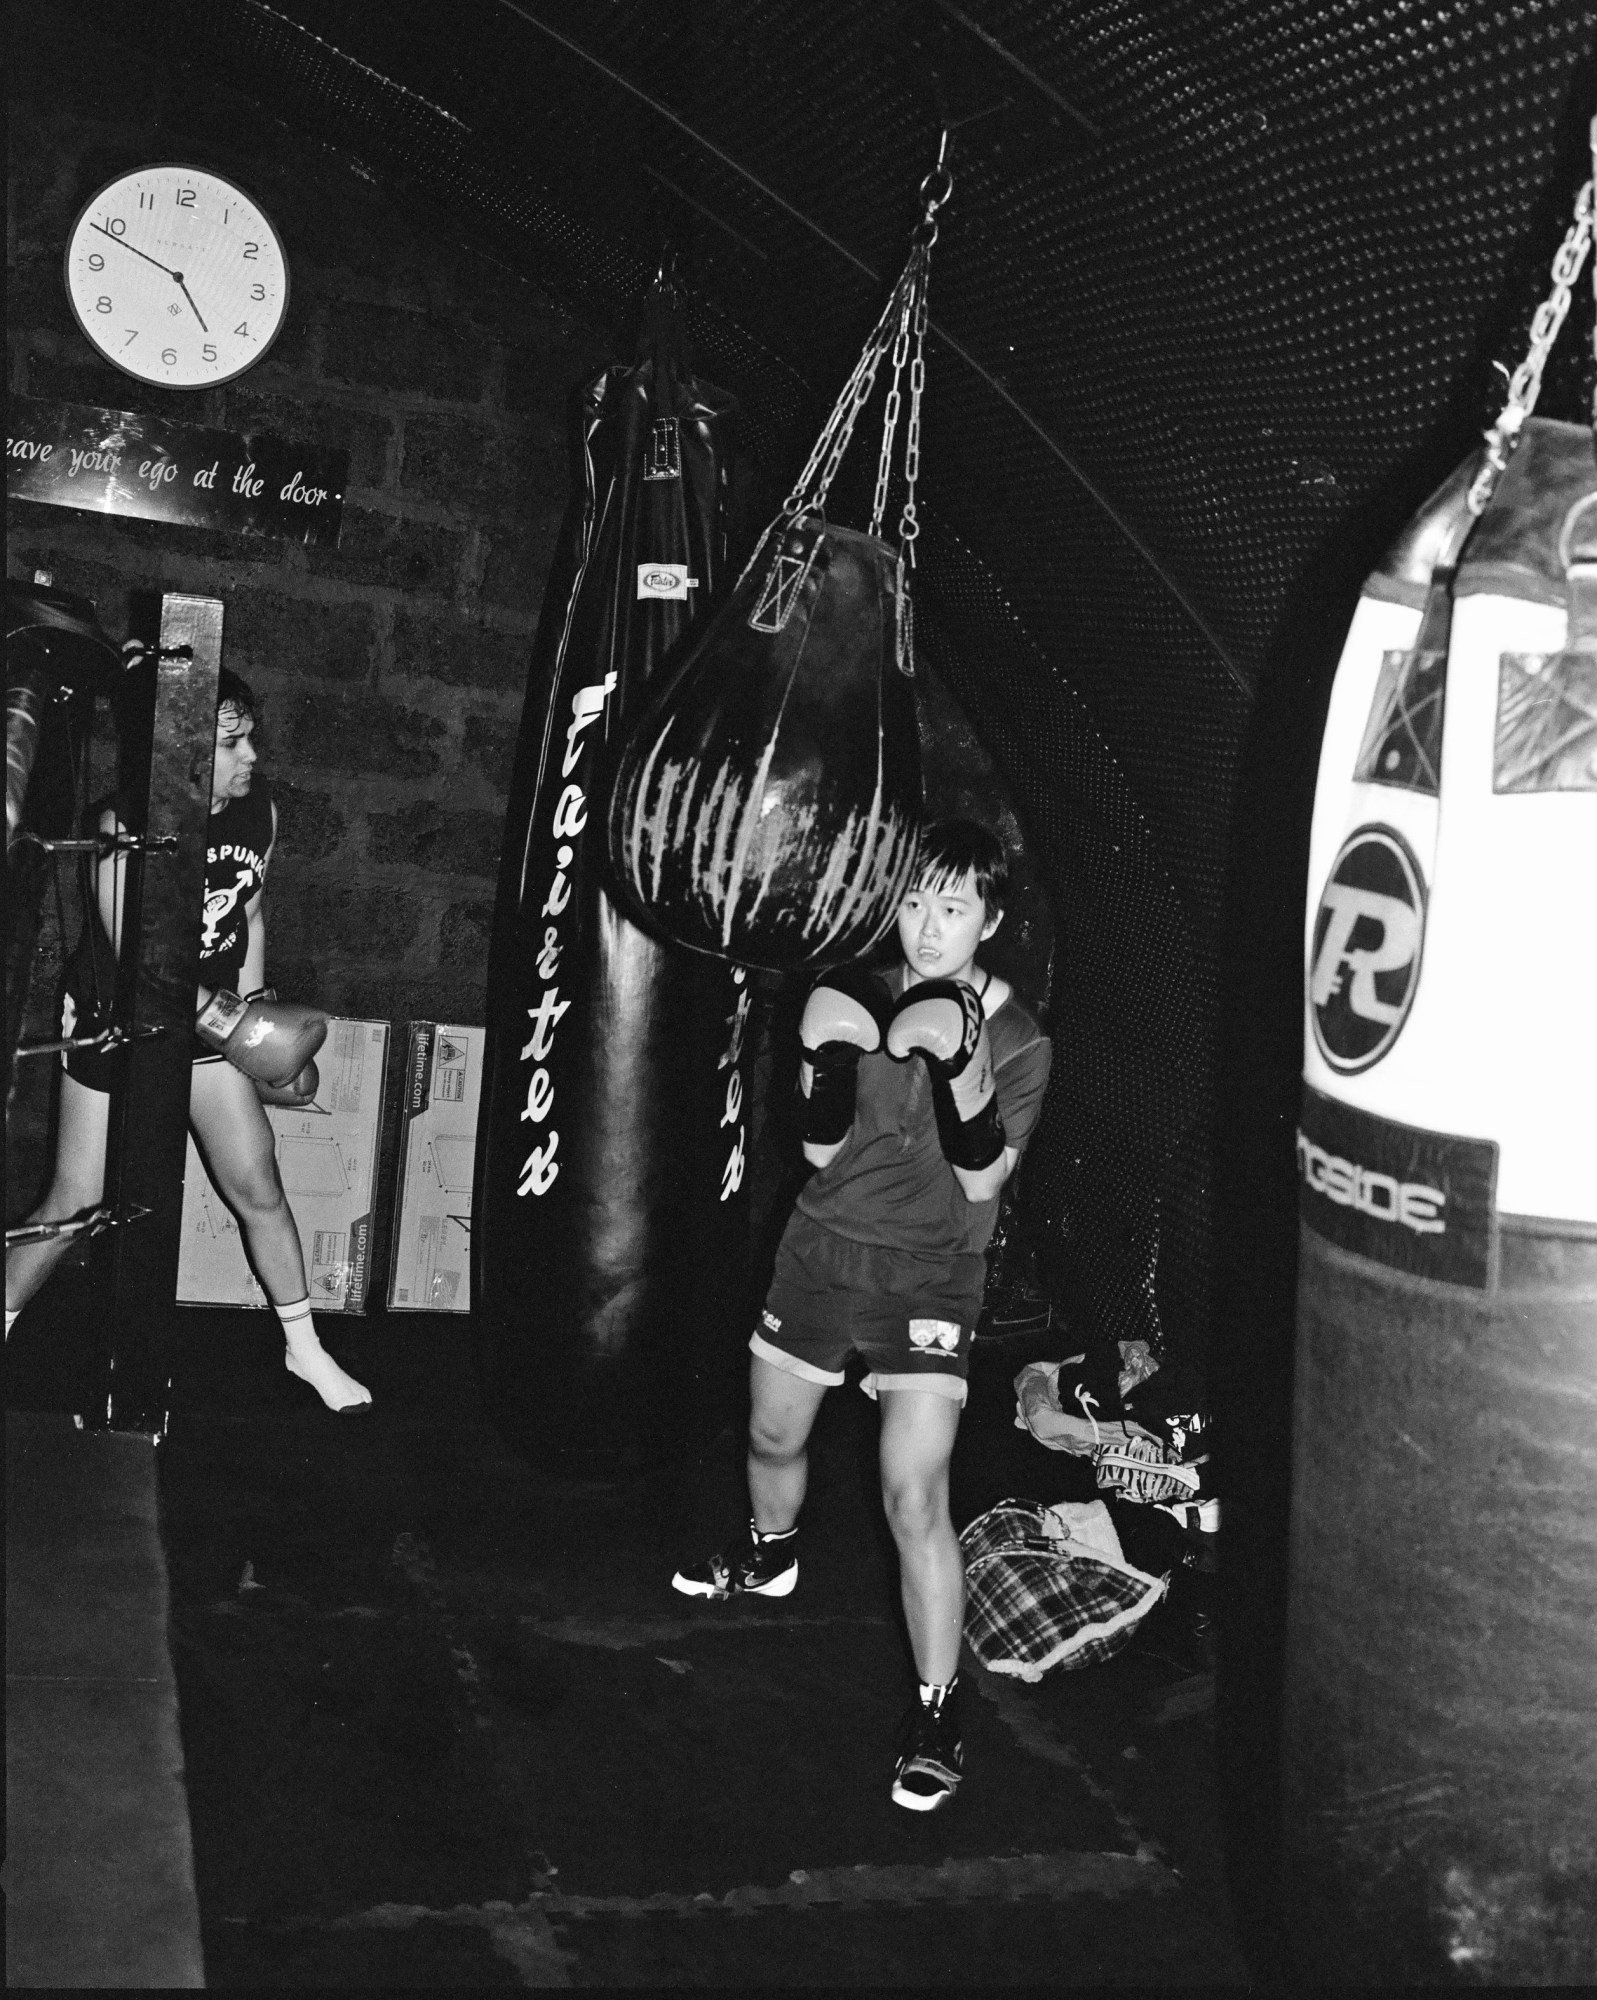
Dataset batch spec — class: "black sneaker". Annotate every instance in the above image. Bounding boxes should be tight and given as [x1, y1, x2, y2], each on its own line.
[671, 1525, 798, 1600]
[891, 1685, 963, 1811]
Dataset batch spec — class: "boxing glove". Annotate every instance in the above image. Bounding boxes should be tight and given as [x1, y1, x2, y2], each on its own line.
[885, 978, 1007, 1171]
[255, 1059, 319, 1109]
[196, 988, 328, 1088]
[796, 964, 890, 1145]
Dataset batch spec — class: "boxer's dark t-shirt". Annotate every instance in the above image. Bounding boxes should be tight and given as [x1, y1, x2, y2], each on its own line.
[797, 966, 1052, 1259]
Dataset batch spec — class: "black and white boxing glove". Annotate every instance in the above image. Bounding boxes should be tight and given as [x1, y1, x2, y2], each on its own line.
[795, 965, 890, 1145]
[885, 978, 1007, 1171]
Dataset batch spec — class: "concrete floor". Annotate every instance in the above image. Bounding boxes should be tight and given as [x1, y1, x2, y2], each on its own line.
[5, 1412, 204, 1990]
[7, 1273, 1260, 1988]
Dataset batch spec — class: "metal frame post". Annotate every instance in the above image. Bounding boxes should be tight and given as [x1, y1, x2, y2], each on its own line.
[91, 594, 222, 1435]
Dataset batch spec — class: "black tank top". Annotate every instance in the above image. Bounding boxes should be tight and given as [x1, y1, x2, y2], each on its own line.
[197, 778, 274, 986]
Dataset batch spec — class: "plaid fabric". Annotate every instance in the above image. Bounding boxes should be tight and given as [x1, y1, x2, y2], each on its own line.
[959, 1498, 1167, 1682]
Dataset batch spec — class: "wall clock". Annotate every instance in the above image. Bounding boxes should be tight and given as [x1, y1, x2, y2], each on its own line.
[64, 164, 290, 390]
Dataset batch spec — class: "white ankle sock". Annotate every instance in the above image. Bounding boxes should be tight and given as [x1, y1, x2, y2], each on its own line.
[277, 1297, 371, 1411]
[5, 1307, 19, 1340]
[918, 1677, 957, 1709]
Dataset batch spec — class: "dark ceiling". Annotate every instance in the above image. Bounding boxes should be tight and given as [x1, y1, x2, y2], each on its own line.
[59, 0, 1597, 1364]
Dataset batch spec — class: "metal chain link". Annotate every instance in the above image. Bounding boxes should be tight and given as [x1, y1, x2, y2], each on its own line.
[780, 135, 951, 532]
[869, 272, 916, 538]
[780, 269, 911, 519]
[1469, 168, 1595, 514]
[898, 255, 931, 562]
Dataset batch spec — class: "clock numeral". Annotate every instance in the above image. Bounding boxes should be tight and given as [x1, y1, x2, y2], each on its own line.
[88, 253, 104, 271]
[250, 284, 266, 302]
[243, 243, 259, 260]
[95, 296, 112, 314]
[138, 191, 154, 210]
[106, 217, 126, 237]
[203, 344, 218, 363]
[161, 348, 178, 366]
[176, 188, 197, 208]
[234, 322, 249, 337]
[124, 332, 138, 348]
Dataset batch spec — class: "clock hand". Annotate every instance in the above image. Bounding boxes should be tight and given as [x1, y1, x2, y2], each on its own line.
[91, 220, 176, 277]
[175, 276, 209, 333]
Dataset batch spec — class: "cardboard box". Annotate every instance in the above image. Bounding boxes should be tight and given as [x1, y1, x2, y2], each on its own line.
[386, 1021, 483, 1312]
[175, 1017, 390, 1312]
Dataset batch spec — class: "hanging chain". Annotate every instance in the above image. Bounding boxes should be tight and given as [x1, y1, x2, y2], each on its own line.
[1469, 166, 1595, 514]
[780, 269, 912, 520]
[897, 247, 932, 563]
[780, 132, 952, 530]
[869, 269, 917, 538]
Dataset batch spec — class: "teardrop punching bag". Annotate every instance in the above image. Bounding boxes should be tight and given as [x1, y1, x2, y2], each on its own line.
[605, 163, 957, 968]
[472, 286, 753, 1460]
[1283, 362, 1597, 1993]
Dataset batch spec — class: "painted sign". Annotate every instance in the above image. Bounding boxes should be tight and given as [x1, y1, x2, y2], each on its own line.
[6, 394, 346, 547]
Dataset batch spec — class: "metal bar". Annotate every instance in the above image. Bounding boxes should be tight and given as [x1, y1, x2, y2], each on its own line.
[13, 1024, 166, 1059]
[89, 593, 222, 1437]
[6, 1201, 151, 1247]
[12, 830, 176, 856]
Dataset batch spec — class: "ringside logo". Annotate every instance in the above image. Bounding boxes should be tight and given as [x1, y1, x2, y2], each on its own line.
[1295, 1131, 1444, 1235]
[1297, 1084, 1497, 1289]
[1310, 825, 1425, 1073]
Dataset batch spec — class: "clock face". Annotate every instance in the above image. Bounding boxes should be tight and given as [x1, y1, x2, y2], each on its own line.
[63, 165, 290, 390]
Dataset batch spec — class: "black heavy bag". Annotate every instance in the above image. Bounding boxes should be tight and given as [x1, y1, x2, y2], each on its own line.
[606, 515, 922, 967]
[1282, 186, 1597, 1984]
[605, 166, 957, 969]
[472, 286, 752, 1460]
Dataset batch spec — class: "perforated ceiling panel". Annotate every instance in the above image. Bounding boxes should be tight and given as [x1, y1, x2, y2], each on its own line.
[71, 0, 1596, 1368]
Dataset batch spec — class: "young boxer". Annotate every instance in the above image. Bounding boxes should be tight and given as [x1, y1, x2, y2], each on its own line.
[674, 820, 1052, 1809]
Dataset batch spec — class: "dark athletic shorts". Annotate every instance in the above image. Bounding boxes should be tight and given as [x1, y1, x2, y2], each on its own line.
[59, 954, 221, 1093]
[749, 1208, 985, 1406]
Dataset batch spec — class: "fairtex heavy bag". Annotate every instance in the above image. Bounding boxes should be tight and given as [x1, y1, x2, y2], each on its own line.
[605, 512, 923, 968]
[1283, 417, 1597, 1981]
[472, 291, 753, 1461]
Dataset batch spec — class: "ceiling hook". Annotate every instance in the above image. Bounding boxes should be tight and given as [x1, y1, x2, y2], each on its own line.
[919, 127, 954, 223]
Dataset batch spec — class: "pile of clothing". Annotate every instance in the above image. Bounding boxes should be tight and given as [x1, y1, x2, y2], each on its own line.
[960, 1341, 1217, 1680]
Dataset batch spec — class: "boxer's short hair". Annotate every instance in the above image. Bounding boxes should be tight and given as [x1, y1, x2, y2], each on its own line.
[218, 667, 257, 721]
[915, 819, 1010, 918]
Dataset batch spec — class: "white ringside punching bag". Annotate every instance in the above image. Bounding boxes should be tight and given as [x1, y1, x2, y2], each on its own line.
[1283, 415, 1597, 1980]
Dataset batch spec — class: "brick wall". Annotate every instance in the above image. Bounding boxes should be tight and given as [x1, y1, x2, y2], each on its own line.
[7, 2, 612, 1037]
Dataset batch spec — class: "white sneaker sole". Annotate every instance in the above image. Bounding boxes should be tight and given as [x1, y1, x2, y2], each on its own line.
[891, 1768, 961, 1812]
[671, 1562, 798, 1600]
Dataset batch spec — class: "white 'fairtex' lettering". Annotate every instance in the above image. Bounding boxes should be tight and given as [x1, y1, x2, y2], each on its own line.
[718, 967, 750, 1200]
[514, 672, 621, 1201]
[520, 986, 571, 1064]
[518, 1130, 559, 1196]
[562, 674, 617, 776]
[1295, 1132, 1445, 1235]
[521, 1067, 553, 1124]
[550, 784, 587, 839]
[540, 843, 574, 919]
